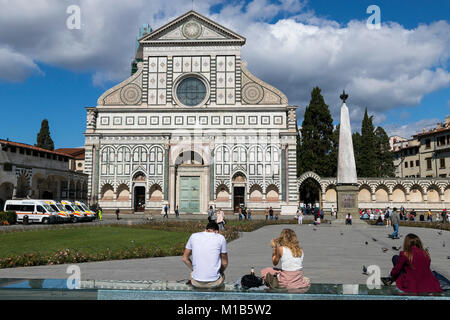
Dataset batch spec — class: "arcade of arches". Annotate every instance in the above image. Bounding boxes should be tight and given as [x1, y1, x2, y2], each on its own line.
[298, 171, 450, 212]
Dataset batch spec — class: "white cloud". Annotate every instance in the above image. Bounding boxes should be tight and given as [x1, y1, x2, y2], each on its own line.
[384, 118, 441, 139]
[0, 0, 449, 130]
[0, 46, 42, 82]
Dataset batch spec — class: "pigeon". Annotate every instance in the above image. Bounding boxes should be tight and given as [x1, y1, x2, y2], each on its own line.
[340, 231, 344, 236]
[443, 241, 446, 248]
[313, 228, 317, 231]
[372, 237, 378, 242]
[362, 265, 368, 275]
[382, 248, 388, 253]
[365, 241, 368, 245]
[392, 246, 401, 251]
[438, 230, 442, 235]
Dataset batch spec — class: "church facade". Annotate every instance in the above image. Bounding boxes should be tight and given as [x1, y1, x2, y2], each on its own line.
[84, 11, 298, 214]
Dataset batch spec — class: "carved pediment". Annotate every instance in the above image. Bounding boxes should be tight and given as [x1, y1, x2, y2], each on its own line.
[241, 61, 288, 105]
[139, 10, 245, 45]
[97, 62, 143, 106]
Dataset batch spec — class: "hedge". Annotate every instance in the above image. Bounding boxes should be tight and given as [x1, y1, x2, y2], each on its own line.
[0, 211, 16, 225]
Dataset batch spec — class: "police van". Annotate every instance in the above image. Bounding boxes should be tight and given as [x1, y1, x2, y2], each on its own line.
[60, 200, 90, 222]
[4, 200, 59, 224]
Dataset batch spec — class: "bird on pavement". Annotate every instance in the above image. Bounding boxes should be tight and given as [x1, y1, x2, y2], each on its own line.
[313, 228, 317, 231]
[438, 230, 442, 235]
[443, 241, 446, 248]
[372, 237, 378, 242]
[392, 246, 401, 251]
[362, 265, 368, 275]
[382, 248, 388, 253]
[365, 241, 368, 245]
[340, 231, 344, 236]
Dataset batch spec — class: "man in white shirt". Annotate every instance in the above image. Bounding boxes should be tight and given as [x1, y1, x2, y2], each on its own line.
[182, 221, 228, 288]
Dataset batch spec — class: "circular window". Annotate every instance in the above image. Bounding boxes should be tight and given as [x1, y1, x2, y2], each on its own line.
[176, 77, 207, 107]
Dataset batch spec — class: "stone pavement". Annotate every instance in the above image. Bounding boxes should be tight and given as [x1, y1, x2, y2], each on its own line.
[0, 223, 448, 285]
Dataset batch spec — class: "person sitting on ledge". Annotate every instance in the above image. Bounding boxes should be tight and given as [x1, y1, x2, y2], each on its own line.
[381, 233, 442, 294]
[375, 216, 384, 226]
[182, 221, 228, 289]
[345, 213, 352, 225]
[261, 229, 310, 290]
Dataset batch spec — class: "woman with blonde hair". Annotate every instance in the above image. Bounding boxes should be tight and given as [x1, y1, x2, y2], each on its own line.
[260, 229, 310, 289]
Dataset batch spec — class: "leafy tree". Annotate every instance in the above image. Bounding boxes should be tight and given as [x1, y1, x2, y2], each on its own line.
[298, 87, 335, 177]
[359, 108, 377, 177]
[36, 119, 54, 151]
[374, 126, 395, 177]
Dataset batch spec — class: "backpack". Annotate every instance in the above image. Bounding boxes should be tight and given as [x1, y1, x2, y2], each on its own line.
[241, 274, 263, 289]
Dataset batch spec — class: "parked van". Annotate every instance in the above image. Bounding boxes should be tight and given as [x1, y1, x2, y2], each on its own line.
[4, 200, 58, 224]
[60, 200, 90, 222]
[39, 200, 73, 223]
[74, 201, 96, 221]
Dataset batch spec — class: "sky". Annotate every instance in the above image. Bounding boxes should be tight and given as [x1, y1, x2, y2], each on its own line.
[0, 0, 449, 148]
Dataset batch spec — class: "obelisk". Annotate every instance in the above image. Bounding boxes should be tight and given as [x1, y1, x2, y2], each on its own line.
[336, 91, 359, 220]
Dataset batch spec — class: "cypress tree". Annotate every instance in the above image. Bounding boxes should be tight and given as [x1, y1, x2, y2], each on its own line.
[374, 126, 395, 177]
[352, 132, 363, 177]
[298, 87, 334, 177]
[36, 119, 54, 151]
[359, 108, 377, 177]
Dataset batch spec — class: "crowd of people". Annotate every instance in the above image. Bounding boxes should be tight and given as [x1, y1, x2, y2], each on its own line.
[359, 207, 450, 224]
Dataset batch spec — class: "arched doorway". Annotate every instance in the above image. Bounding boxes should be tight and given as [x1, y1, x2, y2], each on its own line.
[299, 178, 321, 210]
[133, 172, 146, 212]
[175, 151, 205, 214]
[232, 172, 246, 213]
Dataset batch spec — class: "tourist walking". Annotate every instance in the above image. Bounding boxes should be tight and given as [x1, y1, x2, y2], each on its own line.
[163, 204, 169, 219]
[297, 208, 303, 225]
[389, 207, 400, 239]
[427, 209, 433, 222]
[216, 208, 225, 231]
[97, 208, 103, 221]
[175, 206, 179, 219]
[381, 234, 442, 294]
[182, 221, 228, 289]
[260, 229, 310, 290]
[265, 207, 269, 221]
[441, 209, 447, 224]
[269, 207, 274, 220]
[207, 205, 215, 222]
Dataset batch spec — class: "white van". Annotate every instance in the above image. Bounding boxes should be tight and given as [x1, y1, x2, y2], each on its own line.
[74, 201, 96, 221]
[60, 200, 90, 222]
[4, 200, 58, 224]
[39, 200, 73, 223]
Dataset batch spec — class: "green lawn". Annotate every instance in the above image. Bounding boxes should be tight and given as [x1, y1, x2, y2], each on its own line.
[0, 226, 191, 259]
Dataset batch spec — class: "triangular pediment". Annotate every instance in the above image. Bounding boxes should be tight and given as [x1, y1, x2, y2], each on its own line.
[139, 10, 246, 45]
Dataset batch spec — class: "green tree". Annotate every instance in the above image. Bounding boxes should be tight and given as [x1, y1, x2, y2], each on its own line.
[359, 108, 377, 177]
[36, 119, 54, 151]
[298, 87, 335, 177]
[374, 126, 395, 177]
[352, 132, 363, 177]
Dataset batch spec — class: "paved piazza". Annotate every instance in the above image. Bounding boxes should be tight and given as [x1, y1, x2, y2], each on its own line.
[0, 224, 448, 285]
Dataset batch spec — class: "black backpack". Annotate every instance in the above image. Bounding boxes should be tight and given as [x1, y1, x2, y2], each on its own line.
[241, 274, 263, 289]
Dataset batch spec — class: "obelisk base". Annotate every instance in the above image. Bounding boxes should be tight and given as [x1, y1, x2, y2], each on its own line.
[336, 183, 359, 220]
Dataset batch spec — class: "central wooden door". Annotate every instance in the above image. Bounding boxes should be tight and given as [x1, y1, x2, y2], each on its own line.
[179, 176, 200, 213]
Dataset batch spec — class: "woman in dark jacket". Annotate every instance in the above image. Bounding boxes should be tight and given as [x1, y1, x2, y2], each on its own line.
[382, 233, 442, 293]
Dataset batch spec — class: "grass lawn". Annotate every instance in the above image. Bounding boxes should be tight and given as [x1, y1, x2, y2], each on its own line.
[0, 226, 191, 259]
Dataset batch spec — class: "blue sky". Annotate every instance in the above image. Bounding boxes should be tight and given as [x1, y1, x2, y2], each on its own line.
[0, 0, 449, 148]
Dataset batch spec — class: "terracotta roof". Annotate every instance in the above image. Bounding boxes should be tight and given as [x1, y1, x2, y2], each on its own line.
[0, 139, 72, 158]
[414, 126, 450, 138]
[55, 148, 85, 159]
